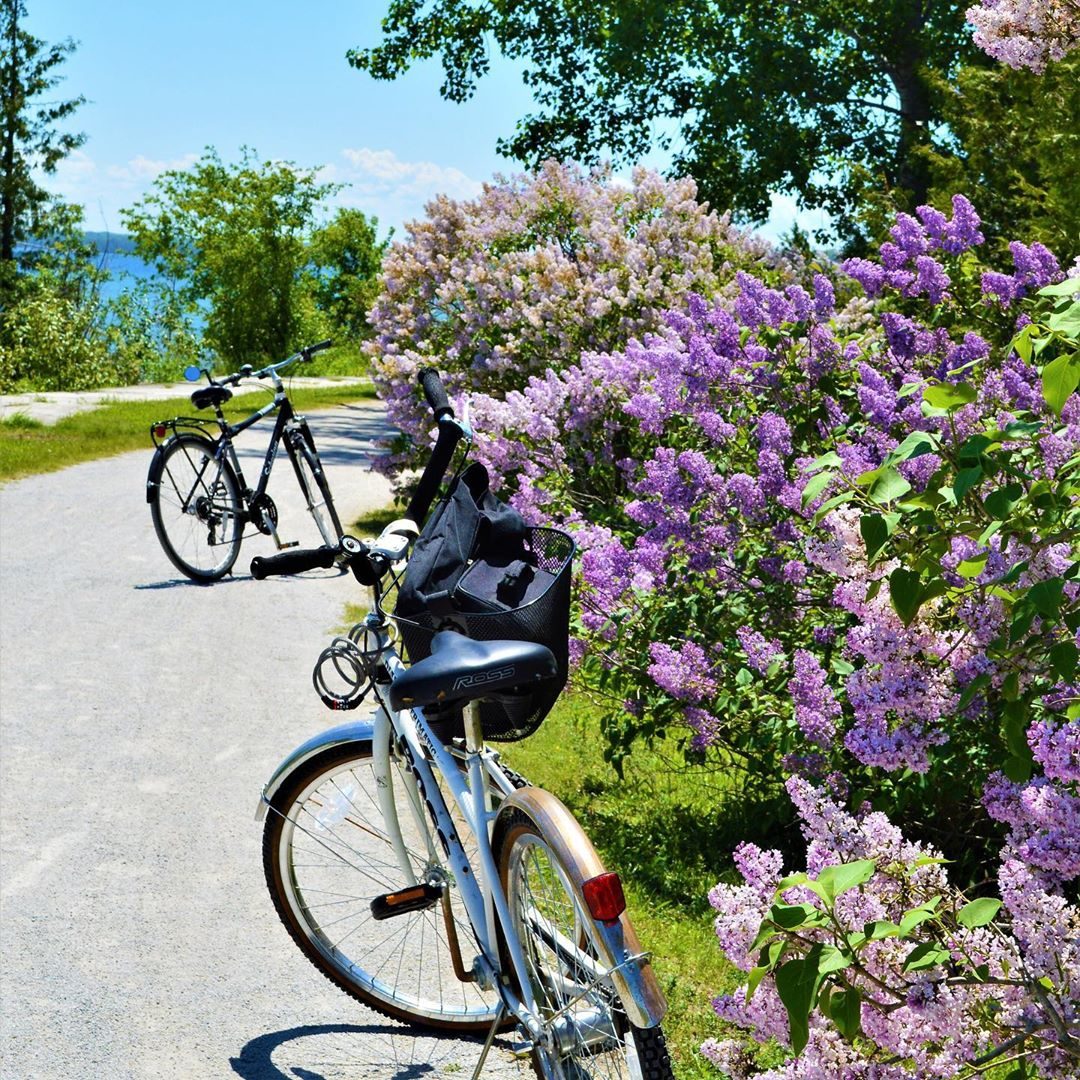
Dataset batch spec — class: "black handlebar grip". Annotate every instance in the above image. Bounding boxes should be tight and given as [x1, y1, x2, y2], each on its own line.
[418, 367, 454, 421]
[404, 419, 464, 527]
[307, 339, 333, 355]
[250, 545, 336, 579]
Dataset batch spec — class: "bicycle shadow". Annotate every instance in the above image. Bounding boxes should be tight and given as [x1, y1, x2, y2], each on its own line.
[231, 1021, 520, 1079]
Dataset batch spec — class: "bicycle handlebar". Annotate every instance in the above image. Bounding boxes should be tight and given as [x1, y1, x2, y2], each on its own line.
[211, 341, 335, 389]
[250, 545, 336, 579]
[404, 368, 464, 527]
[419, 367, 453, 422]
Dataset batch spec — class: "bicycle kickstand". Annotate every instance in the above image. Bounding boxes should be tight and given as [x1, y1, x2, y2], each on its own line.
[259, 507, 299, 551]
[471, 1002, 507, 1080]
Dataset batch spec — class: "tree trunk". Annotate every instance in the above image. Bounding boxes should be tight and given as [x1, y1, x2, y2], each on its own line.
[2, 2, 20, 268]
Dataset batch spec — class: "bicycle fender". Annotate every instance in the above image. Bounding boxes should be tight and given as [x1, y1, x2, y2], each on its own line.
[145, 444, 166, 503]
[255, 718, 375, 821]
[493, 786, 668, 1030]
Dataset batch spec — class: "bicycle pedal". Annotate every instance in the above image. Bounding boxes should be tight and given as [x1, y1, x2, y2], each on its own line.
[370, 882, 444, 921]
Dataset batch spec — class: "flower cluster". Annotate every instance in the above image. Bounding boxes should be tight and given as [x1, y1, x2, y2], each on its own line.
[704, 780, 1079, 1078]
[364, 160, 768, 489]
[966, 0, 1080, 72]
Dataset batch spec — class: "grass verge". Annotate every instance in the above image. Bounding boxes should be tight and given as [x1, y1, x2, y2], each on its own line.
[0, 382, 376, 484]
[499, 694, 744, 1078]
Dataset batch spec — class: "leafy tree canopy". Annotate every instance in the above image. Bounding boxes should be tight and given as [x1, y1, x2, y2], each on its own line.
[349, 0, 983, 245]
[121, 147, 343, 366]
[1, 0, 85, 293]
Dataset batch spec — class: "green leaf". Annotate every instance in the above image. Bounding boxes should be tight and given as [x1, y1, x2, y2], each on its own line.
[1027, 577, 1064, 620]
[889, 567, 923, 627]
[806, 451, 842, 473]
[1049, 641, 1078, 682]
[886, 431, 939, 465]
[1037, 279, 1080, 298]
[812, 490, 857, 524]
[1041, 353, 1080, 416]
[952, 465, 984, 502]
[774, 945, 849, 1055]
[774, 957, 819, 1055]
[1010, 322, 1037, 364]
[902, 943, 952, 972]
[956, 554, 988, 579]
[984, 483, 1024, 519]
[866, 468, 912, 505]
[863, 920, 902, 941]
[958, 897, 1002, 929]
[922, 382, 977, 411]
[1047, 301, 1080, 336]
[746, 964, 770, 1002]
[860, 513, 890, 562]
[769, 902, 827, 930]
[830, 987, 862, 1040]
[801, 469, 834, 508]
[815, 860, 876, 903]
[898, 901, 940, 936]
[1003, 754, 1034, 782]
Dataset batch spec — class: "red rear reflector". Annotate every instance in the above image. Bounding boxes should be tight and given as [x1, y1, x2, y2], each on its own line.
[154, 425, 168, 438]
[582, 871, 626, 924]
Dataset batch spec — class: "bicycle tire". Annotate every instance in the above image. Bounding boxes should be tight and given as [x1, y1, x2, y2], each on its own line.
[149, 432, 242, 582]
[262, 741, 504, 1032]
[288, 431, 343, 549]
[496, 805, 674, 1080]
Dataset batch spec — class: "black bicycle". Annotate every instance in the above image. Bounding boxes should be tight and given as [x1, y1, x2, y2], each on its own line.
[146, 341, 344, 583]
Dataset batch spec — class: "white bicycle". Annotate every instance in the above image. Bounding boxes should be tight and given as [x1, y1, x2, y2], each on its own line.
[253, 370, 672, 1079]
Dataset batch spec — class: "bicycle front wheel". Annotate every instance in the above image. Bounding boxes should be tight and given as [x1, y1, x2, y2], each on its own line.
[497, 805, 673, 1080]
[263, 742, 503, 1032]
[149, 433, 242, 582]
[288, 431, 343, 548]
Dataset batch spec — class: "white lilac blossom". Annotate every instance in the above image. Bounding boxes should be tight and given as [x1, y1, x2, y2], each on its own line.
[967, 0, 1080, 72]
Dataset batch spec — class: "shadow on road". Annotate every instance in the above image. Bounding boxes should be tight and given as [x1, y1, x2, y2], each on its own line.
[231, 1021, 511, 1079]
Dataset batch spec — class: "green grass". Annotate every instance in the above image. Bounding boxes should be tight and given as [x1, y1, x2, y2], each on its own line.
[0, 382, 376, 483]
[499, 694, 766, 1078]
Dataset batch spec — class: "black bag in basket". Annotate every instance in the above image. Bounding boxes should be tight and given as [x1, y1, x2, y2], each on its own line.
[395, 462, 575, 741]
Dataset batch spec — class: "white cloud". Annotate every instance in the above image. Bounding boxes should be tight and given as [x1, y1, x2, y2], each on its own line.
[105, 153, 199, 183]
[41, 146, 488, 237]
[323, 148, 485, 233]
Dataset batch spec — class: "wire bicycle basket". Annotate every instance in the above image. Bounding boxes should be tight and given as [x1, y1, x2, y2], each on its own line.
[394, 526, 575, 741]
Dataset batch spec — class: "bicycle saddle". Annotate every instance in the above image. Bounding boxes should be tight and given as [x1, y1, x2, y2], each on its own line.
[389, 631, 556, 711]
[191, 384, 233, 410]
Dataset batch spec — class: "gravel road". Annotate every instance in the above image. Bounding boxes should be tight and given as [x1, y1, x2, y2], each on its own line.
[0, 400, 525, 1079]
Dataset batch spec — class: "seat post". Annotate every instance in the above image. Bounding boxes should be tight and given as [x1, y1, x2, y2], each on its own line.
[463, 700, 484, 754]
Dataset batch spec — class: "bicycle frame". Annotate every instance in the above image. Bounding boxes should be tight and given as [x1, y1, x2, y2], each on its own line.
[150, 392, 310, 526]
[258, 614, 666, 1040]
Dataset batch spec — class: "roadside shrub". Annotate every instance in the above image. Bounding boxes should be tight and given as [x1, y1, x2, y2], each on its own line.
[465, 194, 1079, 1075]
[366, 159, 774, 486]
[0, 288, 135, 392]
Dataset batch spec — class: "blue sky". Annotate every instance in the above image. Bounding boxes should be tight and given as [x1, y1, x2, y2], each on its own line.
[30, 0, 823, 242]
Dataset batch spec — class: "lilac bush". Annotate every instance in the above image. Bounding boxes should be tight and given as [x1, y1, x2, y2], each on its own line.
[364, 160, 772, 487]
[967, 0, 1080, 71]
[461, 193, 1079, 1075]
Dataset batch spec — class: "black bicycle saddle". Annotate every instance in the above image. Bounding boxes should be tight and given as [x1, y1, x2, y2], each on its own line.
[191, 384, 233, 410]
[389, 631, 556, 711]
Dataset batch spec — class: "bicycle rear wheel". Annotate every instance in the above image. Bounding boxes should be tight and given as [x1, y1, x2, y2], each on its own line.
[497, 806, 673, 1080]
[288, 430, 343, 548]
[149, 433, 242, 582]
[263, 742, 503, 1032]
